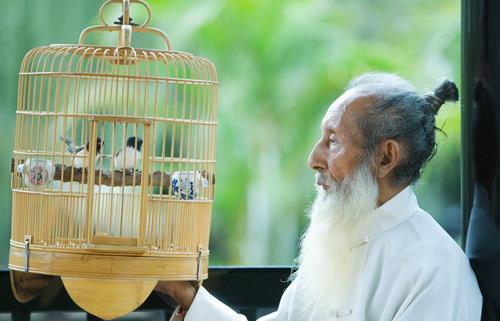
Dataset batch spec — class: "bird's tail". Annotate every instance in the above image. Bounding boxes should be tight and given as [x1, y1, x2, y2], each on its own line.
[60, 136, 76, 153]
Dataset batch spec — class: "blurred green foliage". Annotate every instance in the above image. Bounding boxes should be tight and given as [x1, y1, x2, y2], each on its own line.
[0, 0, 460, 267]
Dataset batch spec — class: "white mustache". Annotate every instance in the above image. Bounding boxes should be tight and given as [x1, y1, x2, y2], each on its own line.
[316, 173, 334, 186]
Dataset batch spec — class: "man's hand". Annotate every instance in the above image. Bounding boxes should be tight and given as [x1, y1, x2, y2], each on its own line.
[155, 281, 199, 311]
[10, 271, 55, 303]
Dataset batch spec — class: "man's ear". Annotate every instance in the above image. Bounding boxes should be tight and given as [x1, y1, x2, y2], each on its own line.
[374, 139, 401, 179]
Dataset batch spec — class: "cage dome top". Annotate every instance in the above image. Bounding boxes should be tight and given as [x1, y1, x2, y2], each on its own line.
[26, 0, 217, 77]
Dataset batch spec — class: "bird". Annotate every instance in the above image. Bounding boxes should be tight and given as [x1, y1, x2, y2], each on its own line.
[114, 136, 143, 171]
[60, 136, 104, 169]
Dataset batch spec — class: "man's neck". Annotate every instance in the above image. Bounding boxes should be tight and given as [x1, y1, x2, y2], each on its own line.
[377, 181, 407, 206]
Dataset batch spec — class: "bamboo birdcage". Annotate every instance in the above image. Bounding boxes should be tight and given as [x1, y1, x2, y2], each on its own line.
[8, 0, 217, 319]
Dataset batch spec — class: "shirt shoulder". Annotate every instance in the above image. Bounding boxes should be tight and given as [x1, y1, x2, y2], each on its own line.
[370, 209, 470, 272]
[358, 206, 482, 320]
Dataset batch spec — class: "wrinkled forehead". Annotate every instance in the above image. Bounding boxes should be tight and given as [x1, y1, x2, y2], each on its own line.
[321, 89, 376, 131]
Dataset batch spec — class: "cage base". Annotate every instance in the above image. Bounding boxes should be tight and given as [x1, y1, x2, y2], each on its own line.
[9, 243, 209, 280]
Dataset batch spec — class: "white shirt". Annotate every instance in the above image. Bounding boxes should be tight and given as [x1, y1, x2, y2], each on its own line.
[171, 187, 482, 321]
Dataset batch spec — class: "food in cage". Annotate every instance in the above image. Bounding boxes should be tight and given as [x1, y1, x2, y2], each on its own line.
[171, 171, 209, 200]
[16, 158, 54, 190]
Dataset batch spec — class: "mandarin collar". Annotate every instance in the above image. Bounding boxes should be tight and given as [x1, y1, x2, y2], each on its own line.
[348, 186, 420, 249]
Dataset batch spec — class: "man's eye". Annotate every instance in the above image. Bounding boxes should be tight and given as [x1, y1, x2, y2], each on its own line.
[329, 135, 337, 143]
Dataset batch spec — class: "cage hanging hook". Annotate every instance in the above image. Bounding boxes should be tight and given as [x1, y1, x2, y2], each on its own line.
[118, 0, 132, 47]
[80, 0, 172, 50]
[122, 0, 130, 25]
[113, 0, 138, 26]
[99, 0, 152, 27]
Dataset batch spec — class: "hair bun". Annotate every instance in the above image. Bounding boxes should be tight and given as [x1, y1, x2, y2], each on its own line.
[434, 79, 459, 103]
[426, 79, 459, 114]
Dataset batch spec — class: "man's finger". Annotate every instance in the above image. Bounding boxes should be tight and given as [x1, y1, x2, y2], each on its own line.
[19, 278, 53, 290]
[18, 272, 51, 281]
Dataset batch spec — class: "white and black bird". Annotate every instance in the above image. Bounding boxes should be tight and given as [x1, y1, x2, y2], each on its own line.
[114, 136, 143, 171]
[60, 136, 104, 168]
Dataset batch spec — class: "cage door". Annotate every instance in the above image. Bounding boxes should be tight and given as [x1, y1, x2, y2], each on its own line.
[85, 117, 151, 249]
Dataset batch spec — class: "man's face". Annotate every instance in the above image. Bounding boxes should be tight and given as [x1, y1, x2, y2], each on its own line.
[308, 89, 373, 188]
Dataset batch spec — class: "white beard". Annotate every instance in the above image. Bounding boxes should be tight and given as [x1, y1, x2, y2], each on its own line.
[294, 159, 379, 315]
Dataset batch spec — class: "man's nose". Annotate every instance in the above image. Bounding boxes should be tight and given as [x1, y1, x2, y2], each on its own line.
[308, 142, 327, 172]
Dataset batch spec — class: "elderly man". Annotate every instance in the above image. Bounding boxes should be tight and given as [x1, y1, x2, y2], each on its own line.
[156, 73, 483, 321]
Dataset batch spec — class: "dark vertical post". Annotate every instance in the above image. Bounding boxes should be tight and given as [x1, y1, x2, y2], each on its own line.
[461, 0, 473, 247]
[462, 0, 500, 319]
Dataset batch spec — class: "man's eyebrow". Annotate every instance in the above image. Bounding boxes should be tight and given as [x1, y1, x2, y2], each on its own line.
[321, 120, 337, 133]
[325, 124, 336, 133]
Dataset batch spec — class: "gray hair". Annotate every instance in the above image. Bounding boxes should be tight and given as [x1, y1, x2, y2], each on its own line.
[347, 72, 458, 186]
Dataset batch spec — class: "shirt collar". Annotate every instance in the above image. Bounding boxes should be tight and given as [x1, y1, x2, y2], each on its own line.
[348, 185, 420, 249]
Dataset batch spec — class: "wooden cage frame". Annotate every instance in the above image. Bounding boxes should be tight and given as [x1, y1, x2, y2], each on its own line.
[8, 0, 218, 319]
